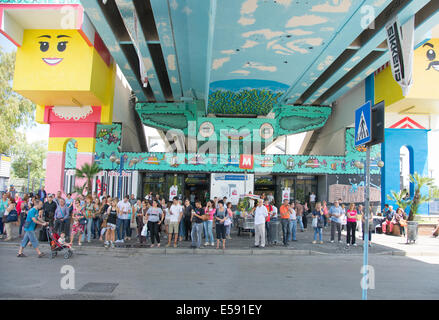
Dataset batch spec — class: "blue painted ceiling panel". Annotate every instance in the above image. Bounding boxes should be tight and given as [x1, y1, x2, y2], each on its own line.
[115, 0, 165, 101]
[150, 0, 183, 99]
[81, 0, 437, 114]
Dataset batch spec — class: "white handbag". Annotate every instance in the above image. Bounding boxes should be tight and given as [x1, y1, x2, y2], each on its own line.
[312, 217, 318, 228]
[141, 224, 148, 237]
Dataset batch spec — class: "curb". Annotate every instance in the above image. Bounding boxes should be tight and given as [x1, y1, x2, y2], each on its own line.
[1, 242, 437, 257]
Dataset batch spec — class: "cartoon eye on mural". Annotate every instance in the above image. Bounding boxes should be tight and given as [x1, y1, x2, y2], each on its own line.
[424, 42, 438, 71]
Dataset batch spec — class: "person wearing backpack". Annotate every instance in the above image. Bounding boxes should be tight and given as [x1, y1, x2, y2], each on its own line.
[3, 198, 18, 241]
[312, 202, 324, 244]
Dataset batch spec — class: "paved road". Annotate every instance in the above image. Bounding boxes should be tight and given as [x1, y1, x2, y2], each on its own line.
[1, 246, 438, 300]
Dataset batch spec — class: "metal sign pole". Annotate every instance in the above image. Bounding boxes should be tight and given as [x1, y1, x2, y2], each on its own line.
[118, 156, 124, 199]
[244, 169, 247, 196]
[362, 146, 371, 300]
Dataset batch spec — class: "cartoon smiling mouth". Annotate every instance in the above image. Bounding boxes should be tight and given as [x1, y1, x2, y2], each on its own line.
[426, 61, 439, 72]
[42, 58, 63, 66]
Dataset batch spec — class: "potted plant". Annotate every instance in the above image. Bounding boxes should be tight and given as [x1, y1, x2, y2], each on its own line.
[402, 173, 439, 243]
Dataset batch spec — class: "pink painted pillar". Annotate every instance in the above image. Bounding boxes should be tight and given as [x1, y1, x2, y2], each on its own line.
[45, 152, 65, 195]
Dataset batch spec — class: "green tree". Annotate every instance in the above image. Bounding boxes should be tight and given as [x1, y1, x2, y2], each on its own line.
[75, 162, 101, 195]
[10, 134, 46, 182]
[0, 49, 35, 154]
[406, 172, 439, 221]
[387, 190, 409, 211]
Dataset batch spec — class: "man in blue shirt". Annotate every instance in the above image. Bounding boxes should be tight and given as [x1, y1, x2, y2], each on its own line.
[329, 200, 343, 243]
[17, 200, 48, 258]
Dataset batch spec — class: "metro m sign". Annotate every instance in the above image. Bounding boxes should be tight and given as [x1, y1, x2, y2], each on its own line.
[239, 154, 254, 170]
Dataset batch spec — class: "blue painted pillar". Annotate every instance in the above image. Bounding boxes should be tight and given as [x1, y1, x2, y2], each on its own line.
[365, 74, 374, 105]
[382, 129, 429, 214]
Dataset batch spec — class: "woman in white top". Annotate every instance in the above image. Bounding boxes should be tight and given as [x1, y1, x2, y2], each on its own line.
[340, 203, 347, 231]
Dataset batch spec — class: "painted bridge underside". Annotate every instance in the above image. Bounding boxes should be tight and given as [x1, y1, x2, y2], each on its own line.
[78, 0, 439, 116]
[1, 0, 438, 140]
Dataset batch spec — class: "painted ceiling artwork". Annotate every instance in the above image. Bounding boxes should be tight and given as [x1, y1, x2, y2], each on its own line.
[4, 0, 437, 117]
[207, 0, 364, 113]
[95, 124, 382, 175]
[77, 0, 438, 114]
[208, 79, 288, 115]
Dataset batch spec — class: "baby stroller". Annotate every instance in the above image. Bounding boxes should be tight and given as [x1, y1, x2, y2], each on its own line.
[46, 227, 74, 259]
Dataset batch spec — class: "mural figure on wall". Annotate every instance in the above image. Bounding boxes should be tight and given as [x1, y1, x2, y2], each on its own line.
[97, 127, 120, 145]
[64, 139, 78, 169]
[329, 175, 381, 204]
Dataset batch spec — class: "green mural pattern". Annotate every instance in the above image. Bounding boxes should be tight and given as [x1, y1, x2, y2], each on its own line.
[136, 101, 332, 139]
[208, 89, 283, 115]
[95, 124, 381, 175]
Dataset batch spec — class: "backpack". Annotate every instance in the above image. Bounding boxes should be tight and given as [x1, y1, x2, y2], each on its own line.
[6, 210, 18, 223]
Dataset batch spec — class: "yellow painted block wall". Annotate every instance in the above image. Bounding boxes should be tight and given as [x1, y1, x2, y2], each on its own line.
[375, 38, 439, 105]
[48, 137, 95, 153]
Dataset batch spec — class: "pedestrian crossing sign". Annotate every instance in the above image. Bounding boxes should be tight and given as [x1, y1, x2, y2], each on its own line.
[355, 101, 372, 147]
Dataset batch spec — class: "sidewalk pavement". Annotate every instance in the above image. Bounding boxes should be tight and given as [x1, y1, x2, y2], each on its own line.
[1, 222, 438, 256]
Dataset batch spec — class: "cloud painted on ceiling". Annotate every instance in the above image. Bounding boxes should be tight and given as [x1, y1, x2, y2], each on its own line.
[209, 0, 360, 107]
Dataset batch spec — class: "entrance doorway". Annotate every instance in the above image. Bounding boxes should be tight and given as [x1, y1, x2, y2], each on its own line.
[142, 173, 166, 199]
[254, 175, 276, 201]
[276, 175, 317, 205]
[184, 174, 210, 204]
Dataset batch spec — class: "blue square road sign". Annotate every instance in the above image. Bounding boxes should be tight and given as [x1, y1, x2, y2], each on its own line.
[355, 101, 372, 147]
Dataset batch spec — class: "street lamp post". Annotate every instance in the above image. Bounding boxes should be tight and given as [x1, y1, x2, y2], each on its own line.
[27, 160, 32, 193]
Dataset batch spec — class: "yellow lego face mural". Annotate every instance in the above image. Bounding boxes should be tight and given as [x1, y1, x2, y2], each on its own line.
[13, 29, 113, 109]
[14, 30, 92, 92]
[422, 40, 439, 72]
[38, 33, 71, 66]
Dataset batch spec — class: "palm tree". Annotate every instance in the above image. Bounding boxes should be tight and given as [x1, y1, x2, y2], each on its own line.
[75, 162, 101, 195]
[387, 190, 409, 211]
[406, 172, 439, 221]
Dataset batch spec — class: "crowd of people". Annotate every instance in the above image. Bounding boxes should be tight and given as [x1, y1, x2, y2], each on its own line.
[0, 185, 426, 258]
